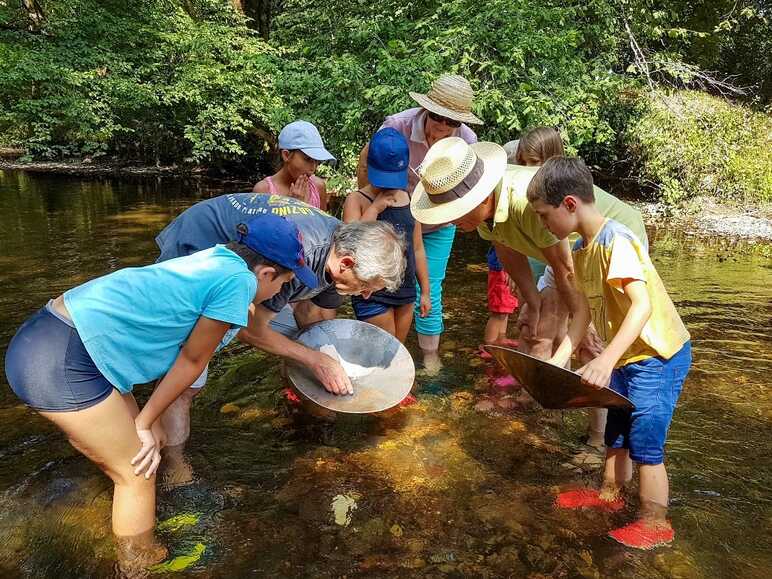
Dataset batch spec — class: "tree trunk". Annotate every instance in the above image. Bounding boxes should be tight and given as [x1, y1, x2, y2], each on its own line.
[241, 0, 280, 40]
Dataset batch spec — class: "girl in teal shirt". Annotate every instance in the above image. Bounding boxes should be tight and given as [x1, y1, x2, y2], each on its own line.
[4, 213, 316, 572]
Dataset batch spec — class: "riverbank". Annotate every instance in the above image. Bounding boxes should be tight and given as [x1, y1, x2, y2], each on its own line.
[4, 161, 771, 243]
[0, 159, 192, 177]
[635, 197, 772, 242]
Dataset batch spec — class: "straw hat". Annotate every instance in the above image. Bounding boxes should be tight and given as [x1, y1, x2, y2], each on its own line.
[409, 74, 484, 125]
[410, 137, 507, 225]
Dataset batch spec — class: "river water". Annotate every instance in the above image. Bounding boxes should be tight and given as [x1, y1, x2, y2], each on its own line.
[0, 169, 769, 578]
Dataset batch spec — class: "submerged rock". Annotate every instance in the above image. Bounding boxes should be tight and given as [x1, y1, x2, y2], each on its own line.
[331, 493, 360, 527]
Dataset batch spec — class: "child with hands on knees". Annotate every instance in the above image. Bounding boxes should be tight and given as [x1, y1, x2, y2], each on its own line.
[527, 157, 691, 550]
[4, 213, 317, 572]
[253, 120, 335, 211]
[343, 128, 431, 346]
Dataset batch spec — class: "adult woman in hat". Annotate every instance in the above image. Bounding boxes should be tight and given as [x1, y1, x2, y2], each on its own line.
[357, 74, 483, 373]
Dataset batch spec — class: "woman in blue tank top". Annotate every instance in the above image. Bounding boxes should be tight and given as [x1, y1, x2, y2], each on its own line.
[343, 128, 430, 346]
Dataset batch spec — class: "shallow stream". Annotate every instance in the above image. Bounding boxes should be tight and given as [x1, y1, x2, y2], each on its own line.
[0, 170, 769, 578]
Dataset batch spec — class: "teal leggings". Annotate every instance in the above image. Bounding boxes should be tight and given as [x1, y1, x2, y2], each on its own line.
[414, 225, 456, 336]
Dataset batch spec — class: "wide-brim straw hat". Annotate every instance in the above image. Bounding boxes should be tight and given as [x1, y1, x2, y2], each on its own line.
[409, 74, 484, 125]
[410, 137, 507, 225]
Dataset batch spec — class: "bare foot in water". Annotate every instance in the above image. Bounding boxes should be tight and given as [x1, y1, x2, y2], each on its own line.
[418, 351, 442, 377]
[116, 530, 168, 578]
[160, 444, 194, 491]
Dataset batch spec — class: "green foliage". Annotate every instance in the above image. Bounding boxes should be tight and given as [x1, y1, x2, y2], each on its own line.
[1, 0, 769, 210]
[625, 90, 772, 204]
[613, 0, 771, 102]
[272, 0, 628, 175]
[0, 0, 290, 163]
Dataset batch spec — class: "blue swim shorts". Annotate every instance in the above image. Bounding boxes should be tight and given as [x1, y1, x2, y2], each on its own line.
[4, 303, 114, 412]
[351, 296, 389, 321]
[605, 341, 692, 465]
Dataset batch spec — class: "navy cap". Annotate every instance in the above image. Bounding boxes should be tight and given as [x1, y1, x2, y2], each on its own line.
[237, 214, 318, 290]
[278, 120, 336, 162]
[367, 127, 409, 189]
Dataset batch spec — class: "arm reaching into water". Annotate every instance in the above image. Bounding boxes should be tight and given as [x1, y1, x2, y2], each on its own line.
[493, 243, 542, 336]
[414, 221, 431, 317]
[543, 240, 590, 368]
[133, 316, 230, 478]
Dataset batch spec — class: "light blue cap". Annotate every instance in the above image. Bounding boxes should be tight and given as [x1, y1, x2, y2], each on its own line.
[278, 120, 336, 162]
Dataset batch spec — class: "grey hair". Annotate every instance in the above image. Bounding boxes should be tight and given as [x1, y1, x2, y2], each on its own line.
[332, 221, 406, 292]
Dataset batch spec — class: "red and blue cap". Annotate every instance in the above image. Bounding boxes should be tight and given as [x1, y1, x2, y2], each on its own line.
[238, 213, 319, 290]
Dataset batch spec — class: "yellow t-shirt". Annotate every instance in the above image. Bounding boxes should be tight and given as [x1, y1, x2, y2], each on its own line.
[477, 165, 649, 258]
[573, 219, 690, 366]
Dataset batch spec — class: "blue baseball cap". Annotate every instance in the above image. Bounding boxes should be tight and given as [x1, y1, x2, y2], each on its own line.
[278, 120, 336, 162]
[237, 213, 319, 290]
[367, 127, 409, 189]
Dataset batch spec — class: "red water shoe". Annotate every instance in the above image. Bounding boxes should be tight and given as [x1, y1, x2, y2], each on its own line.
[491, 374, 517, 390]
[608, 519, 674, 549]
[281, 387, 302, 405]
[399, 394, 418, 407]
[555, 489, 624, 512]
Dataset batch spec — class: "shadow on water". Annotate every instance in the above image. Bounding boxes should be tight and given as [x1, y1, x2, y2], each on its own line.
[0, 170, 770, 577]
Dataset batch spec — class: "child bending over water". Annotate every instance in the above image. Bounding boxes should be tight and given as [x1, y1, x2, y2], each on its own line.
[3, 214, 317, 573]
[253, 120, 335, 211]
[528, 157, 691, 549]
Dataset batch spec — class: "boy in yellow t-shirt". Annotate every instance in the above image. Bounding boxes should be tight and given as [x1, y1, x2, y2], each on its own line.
[526, 157, 692, 550]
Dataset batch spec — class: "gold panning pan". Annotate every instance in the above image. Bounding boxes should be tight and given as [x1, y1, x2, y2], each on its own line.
[286, 319, 415, 413]
[485, 345, 635, 410]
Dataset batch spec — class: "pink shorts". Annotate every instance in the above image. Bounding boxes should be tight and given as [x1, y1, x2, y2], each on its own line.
[487, 270, 518, 314]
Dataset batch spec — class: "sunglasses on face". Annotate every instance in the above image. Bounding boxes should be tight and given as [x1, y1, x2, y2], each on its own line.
[427, 111, 462, 128]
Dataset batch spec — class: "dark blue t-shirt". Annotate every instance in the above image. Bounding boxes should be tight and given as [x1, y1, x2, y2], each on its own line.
[156, 193, 343, 312]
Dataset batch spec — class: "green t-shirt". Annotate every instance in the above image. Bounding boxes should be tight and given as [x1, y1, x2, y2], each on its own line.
[477, 165, 648, 257]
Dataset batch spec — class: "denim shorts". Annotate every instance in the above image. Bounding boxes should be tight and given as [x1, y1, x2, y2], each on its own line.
[605, 341, 692, 465]
[4, 304, 114, 412]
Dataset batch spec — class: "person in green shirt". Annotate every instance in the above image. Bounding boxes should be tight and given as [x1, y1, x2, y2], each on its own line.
[410, 137, 647, 398]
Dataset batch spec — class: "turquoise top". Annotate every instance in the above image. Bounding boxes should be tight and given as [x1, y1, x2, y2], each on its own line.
[64, 245, 256, 392]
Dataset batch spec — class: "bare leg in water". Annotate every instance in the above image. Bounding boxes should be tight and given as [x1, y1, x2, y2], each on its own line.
[159, 387, 198, 489]
[40, 390, 167, 573]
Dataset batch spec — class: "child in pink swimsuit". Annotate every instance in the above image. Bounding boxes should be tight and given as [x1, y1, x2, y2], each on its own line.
[253, 120, 335, 210]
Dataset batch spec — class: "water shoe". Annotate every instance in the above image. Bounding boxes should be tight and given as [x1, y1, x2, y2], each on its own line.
[555, 489, 624, 512]
[608, 519, 674, 549]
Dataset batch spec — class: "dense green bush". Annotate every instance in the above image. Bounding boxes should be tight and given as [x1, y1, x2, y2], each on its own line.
[272, 0, 627, 174]
[625, 90, 772, 204]
[0, 1, 290, 164]
[1, 1, 770, 207]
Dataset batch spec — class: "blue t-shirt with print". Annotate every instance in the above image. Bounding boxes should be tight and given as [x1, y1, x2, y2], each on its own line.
[64, 245, 257, 393]
[155, 193, 342, 312]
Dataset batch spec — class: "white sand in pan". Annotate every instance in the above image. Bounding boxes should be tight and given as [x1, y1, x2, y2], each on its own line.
[320, 344, 376, 379]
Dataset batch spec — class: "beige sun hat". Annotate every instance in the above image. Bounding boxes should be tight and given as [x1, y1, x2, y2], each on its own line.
[410, 137, 507, 225]
[409, 74, 484, 125]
